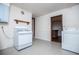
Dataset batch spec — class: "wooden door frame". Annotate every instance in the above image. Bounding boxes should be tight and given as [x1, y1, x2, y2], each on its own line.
[32, 18, 35, 39]
[51, 15, 63, 42]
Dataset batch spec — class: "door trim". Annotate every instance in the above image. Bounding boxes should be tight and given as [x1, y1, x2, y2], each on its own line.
[32, 18, 35, 39]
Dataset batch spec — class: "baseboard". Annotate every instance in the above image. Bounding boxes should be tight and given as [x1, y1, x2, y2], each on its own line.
[35, 38, 50, 42]
[0, 45, 13, 51]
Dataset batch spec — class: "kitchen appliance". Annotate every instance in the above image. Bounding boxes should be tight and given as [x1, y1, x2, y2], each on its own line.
[62, 28, 79, 53]
[14, 26, 32, 50]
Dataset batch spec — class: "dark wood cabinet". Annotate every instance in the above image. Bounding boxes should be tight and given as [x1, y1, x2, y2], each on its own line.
[51, 15, 62, 42]
[52, 15, 62, 22]
[52, 30, 61, 42]
[52, 30, 58, 39]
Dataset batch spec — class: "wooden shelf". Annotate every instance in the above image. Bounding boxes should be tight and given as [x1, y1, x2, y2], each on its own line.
[14, 19, 30, 25]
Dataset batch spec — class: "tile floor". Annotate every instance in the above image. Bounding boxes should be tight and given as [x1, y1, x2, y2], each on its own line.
[0, 39, 78, 55]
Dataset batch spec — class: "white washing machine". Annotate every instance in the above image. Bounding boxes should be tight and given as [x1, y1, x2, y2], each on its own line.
[62, 28, 79, 53]
[14, 26, 32, 50]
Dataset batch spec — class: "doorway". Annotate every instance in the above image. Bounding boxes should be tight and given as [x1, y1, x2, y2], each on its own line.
[32, 18, 35, 39]
[51, 15, 63, 43]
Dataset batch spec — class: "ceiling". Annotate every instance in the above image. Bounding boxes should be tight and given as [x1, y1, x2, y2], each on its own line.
[12, 3, 78, 17]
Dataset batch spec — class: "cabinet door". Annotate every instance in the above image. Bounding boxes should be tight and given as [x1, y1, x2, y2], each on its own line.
[62, 32, 79, 53]
[0, 4, 9, 22]
[18, 34, 32, 46]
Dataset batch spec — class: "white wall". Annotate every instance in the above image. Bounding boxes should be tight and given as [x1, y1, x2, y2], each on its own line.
[35, 5, 79, 41]
[0, 5, 32, 50]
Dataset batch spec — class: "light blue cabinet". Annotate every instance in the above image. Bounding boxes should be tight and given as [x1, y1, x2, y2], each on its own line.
[0, 3, 10, 23]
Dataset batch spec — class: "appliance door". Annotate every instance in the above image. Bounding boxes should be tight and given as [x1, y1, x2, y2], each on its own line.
[18, 32, 32, 46]
[62, 31, 79, 53]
